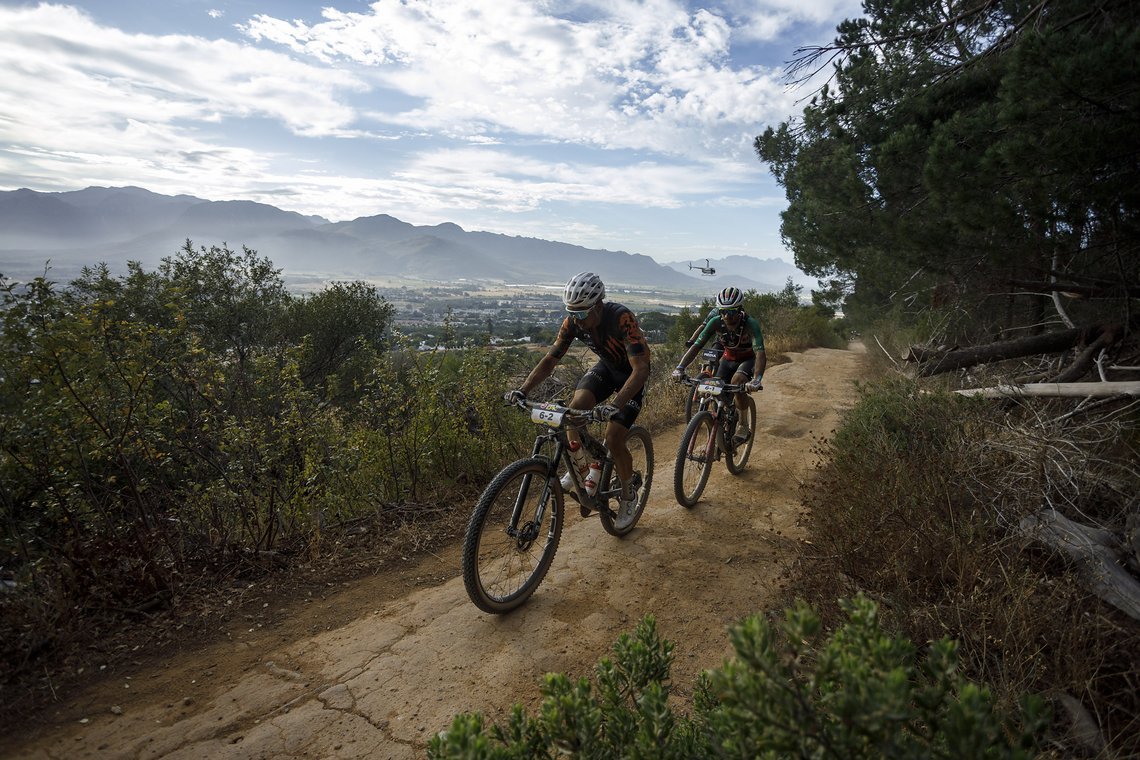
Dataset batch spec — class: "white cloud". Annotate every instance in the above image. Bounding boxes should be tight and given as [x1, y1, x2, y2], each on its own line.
[238, 0, 801, 160]
[0, 4, 366, 172]
[717, 0, 863, 41]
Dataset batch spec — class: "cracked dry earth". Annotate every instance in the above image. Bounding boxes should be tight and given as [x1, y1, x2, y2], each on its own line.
[3, 343, 865, 760]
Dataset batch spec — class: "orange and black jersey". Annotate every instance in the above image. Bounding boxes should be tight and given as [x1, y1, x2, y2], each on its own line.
[549, 302, 650, 374]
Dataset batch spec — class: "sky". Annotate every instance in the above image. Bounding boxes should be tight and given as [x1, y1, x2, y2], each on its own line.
[0, 0, 863, 267]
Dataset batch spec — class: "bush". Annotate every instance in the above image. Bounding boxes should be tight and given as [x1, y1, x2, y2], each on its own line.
[429, 598, 1047, 759]
[0, 253, 520, 693]
[798, 377, 1140, 754]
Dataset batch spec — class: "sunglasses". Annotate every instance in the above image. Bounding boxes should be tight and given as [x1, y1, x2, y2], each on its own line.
[566, 307, 592, 320]
[719, 308, 741, 318]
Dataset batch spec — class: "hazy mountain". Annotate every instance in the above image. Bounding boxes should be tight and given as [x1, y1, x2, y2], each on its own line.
[0, 186, 804, 294]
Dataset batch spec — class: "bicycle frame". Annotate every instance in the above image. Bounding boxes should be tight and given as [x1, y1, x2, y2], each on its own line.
[509, 400, 617, 533]
[683, 376, 744, 455]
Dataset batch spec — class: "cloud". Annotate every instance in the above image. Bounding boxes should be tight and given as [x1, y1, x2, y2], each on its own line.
[238, 0, 803, 160]
[0, 3, 367, 193]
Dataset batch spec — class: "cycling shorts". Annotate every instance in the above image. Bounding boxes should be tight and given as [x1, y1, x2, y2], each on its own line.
[716, 357, 756, 384]
[577, 361, 644, 428]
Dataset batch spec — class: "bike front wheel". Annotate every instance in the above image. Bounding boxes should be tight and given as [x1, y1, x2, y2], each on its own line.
[462, 458, 564, 613]
[674, 410, 716, 507]
[599, 425, 654, 537]
[725, 394, 757, 475]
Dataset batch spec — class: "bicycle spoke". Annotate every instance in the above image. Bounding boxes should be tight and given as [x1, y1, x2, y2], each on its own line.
[463, 460, 562, 613]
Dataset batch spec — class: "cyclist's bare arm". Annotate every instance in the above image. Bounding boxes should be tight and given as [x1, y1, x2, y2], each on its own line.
[612, 309, 651, 408]
[612, 351, 650, 409]
[674, 339, 704, 372]
[675, 320, 717, 371]
[518, 318, 578, 396]
[746, 314, 767, 381]
[519, 352, 560, 396]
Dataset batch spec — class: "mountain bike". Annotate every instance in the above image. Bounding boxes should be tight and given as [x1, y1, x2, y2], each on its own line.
[683, 345, 722, 422]
[673, 375, 757, 508]
[462, 399, 654, 614]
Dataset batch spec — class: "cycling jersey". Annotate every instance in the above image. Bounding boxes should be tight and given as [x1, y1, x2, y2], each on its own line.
[696, 312, 764, 362]
[549, 302, 650, 373]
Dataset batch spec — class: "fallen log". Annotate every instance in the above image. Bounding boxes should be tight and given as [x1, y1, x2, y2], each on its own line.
[904, 321, 1131, 377]
[1018, 509, 1140, 622]
[955, 381, 1140, 399]
[905, 326, 1087, 374]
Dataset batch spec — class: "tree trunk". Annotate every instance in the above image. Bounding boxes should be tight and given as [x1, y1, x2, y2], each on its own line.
[904, 321, 1127, 377]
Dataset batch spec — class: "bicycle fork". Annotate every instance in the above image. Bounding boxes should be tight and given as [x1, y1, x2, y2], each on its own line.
[685, 409, 723, 466]
[506, 437, 563, 547]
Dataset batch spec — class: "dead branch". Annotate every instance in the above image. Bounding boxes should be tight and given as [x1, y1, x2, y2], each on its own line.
[955, 381, 1140, 399]
[1008, 280, 1140, 299]
[1051, 328, 1121, 383]
[1018, 509, 1140, 622]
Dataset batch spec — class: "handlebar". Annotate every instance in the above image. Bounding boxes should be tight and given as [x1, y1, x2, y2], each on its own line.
[508, 397, 610, 423]
[677, 374, 757, 395]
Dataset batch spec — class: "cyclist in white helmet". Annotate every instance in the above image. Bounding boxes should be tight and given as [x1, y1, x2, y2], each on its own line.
[505, 272, 651, 517]
[672, 286, 765, 444]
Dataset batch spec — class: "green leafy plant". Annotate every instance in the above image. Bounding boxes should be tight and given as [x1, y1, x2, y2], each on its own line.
[429, 599, 1047, 759]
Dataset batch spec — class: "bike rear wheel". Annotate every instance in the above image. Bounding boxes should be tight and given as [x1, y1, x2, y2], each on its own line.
[683, 384, 699, 422]
[674, 410, 715, 507]
[725, 394, 757, 475]
[599, 425, 654, 537]
[462, 458, 563, 613]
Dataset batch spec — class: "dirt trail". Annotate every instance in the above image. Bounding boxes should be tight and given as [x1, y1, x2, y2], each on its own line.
[5, 344, 865, 760]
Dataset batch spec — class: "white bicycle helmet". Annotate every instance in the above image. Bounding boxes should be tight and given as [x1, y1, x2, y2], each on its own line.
[563, 272, 606, 310]
[716, 286, 744, 309]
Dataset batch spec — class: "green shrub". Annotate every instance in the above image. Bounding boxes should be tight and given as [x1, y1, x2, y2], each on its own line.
[429, 598, 1047, 759]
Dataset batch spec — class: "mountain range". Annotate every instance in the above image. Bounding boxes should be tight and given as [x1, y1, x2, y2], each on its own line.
[0, 186, 814, 293]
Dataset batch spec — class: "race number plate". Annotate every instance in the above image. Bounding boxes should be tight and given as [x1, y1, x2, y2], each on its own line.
[531, 404, 565, 427]
[698, 379, 723, 395]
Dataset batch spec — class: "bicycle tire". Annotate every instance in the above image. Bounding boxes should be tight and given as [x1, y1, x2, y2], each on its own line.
[598, 425, 654, 537]
[673, 410, 715, 508]
[725, 394, 757, 475]
[683, 384, 698, 422]
[462, 458, 563, 613]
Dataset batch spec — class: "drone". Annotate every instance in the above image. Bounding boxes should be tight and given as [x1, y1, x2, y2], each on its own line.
[688, 258, 716, 276]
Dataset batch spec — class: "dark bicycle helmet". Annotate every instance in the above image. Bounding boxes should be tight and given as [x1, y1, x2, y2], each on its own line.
[716, 286, 744, 309]
[563, 272, 606, 310]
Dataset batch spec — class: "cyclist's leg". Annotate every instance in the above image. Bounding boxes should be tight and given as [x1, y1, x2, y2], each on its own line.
[604, 420, 631, 485]
[715, 358, 738, 384]
[567, 387, 597, 445]
[731, 358, 756, 441]
[606, 388, 644, 496]
[568, 366, 605, 447]
[732, 357, 755, 411]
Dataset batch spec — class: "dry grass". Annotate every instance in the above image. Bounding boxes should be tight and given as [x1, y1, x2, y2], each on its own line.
[792, 377, 1140, 757]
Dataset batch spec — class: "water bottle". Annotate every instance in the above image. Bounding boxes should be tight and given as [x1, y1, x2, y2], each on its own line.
[584, 461, 602, 496]
[562, 440, 590, 490]
[568, 440, 589, 476]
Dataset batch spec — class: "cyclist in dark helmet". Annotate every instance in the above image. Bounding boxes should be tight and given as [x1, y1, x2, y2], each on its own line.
[504, 272, 651, 517]
[672, 286, 765, 444]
